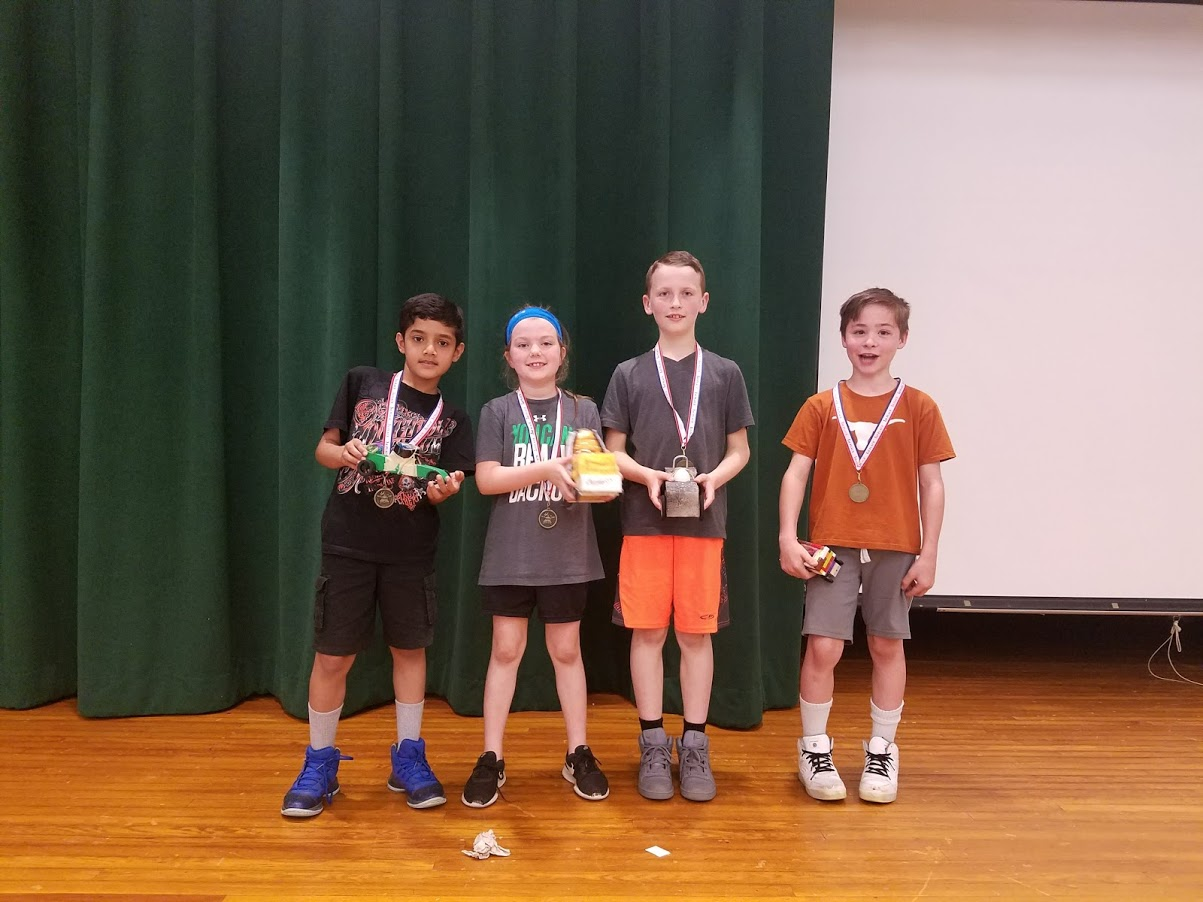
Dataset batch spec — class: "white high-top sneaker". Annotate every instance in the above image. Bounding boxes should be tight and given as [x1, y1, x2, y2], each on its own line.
[858, 736, 900, 804]
[797, 734, 847, 801]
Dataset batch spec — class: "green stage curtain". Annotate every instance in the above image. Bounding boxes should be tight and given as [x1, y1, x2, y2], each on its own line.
[0, 0, 832, 728]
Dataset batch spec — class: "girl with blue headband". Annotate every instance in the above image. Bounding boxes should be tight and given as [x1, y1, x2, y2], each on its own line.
[462, 305, 612, 807]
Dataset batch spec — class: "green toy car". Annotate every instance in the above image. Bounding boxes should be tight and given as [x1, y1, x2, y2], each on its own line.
[357, 443, 449, 483]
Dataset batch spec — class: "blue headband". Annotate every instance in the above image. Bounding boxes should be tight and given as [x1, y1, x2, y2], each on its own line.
[505, 307, 563, 345]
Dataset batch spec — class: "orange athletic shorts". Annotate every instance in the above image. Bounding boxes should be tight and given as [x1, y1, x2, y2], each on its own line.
[613, 535, 729, 634]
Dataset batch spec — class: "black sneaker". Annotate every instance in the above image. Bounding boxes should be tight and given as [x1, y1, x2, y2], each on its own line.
[562, 745, 610, 801]
[461, 751, 506, 808]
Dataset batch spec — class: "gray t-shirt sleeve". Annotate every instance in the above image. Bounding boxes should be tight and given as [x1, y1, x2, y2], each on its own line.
[476, 398, 507, 464]
[725, 364, 755, 432]
[600, 363, 632, 434]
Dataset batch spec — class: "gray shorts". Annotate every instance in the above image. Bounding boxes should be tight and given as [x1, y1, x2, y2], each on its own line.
[801, 547, 915, 641]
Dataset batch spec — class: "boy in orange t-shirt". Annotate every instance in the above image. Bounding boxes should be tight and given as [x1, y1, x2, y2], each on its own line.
[779, 288, 954, 805]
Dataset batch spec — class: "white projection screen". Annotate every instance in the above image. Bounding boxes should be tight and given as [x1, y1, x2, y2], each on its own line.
[820, 0, 1203, 609]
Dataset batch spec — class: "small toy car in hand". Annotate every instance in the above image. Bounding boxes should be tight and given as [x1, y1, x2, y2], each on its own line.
[357, 443, 449, 483]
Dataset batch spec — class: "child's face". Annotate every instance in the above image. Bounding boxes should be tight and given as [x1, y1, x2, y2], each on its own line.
[395, 317, 464, 390]
[643, 264, 708, 339]
[504, 318, 565, 391]
[841, 303, 907, 380]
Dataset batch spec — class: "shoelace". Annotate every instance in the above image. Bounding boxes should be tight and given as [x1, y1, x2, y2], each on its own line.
[863, 750, 895, 779]
[293, 752, 352, 801]
[803, 750, 837, 777]
[470, 759, 501, 781]
[572, 749, 602, 777]
[398, 752, 436, 784]
[678, 745, 709, 778]
[642, 743, 672, 773]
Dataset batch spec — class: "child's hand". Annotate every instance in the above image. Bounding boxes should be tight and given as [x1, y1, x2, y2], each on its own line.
[779, 537, 819, 580]
[901, 556, 936, 598]
[642, 466, 669, 511]
[694, 472, 717, 510]
[341, 439, 369, 468]
[426, 470, 464, 505]
[542, 458, 578, 501]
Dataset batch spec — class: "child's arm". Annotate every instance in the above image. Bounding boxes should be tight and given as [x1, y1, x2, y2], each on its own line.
[474, 458, 576, 499]
[315, 427, 367, 470]
[778, 451, 820, 579]
[901, 461, 946, 598]
[604, 428, 668, 511]
[694, 428, 750, 510]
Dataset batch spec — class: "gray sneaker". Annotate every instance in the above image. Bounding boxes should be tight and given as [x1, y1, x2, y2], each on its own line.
[676, 730, 717, 802]
[637, 728, 674, 800]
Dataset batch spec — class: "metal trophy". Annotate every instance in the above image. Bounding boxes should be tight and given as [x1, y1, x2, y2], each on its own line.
[660, 454, 700, 518]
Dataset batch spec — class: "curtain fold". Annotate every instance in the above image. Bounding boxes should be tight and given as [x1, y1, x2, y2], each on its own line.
[0, 0, 833, 728]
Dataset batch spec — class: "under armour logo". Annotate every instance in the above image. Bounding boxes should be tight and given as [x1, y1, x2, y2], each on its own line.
[533, 414, 548, 422]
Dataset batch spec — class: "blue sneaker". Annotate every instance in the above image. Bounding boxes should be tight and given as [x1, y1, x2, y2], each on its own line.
[281, 745, 351, 818]
[387, 738, 447, 809]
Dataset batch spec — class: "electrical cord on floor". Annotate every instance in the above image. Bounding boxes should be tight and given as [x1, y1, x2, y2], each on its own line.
[1147, 617, 1203, 687]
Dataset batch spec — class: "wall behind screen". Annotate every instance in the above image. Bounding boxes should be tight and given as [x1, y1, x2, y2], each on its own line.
[820, 0, 1203, 600]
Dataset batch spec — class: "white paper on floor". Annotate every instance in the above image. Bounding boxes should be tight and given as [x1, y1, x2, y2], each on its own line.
[462, 829, 512, 860]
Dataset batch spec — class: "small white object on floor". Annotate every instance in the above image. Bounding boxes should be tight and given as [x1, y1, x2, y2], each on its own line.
[645, 845, 671, 858]
[462, 829, 511, 860]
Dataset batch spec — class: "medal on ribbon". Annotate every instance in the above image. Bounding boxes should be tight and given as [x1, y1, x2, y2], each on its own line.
[516, 390, 564, 529]
[832, 379, 906, 503]
[654, 344, 704, 518]
[368, 372, 444, 504]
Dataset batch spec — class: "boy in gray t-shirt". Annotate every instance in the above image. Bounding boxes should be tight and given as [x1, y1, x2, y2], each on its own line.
[601, 251, 754, 802]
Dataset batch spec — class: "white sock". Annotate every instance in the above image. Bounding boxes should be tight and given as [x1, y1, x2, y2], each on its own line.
[800, 696, 833, 738]
[870, 698, 903, 743]
[308, 704, 342, 750]
[395, 699, 424, 743]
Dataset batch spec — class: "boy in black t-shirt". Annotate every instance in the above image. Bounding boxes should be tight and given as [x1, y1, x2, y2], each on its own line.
[281, 293, 475, 818]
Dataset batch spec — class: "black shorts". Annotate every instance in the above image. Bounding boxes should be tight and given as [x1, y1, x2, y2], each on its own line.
[313, 553, 437, 655]
[480, 583, 589, 623]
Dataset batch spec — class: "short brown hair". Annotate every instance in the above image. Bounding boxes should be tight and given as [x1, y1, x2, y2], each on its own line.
[839, 288, 910, 336]
[645, 250, 706, 294]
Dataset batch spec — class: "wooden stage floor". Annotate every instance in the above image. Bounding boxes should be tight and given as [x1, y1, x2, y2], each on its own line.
[2, 613, 1202, 900]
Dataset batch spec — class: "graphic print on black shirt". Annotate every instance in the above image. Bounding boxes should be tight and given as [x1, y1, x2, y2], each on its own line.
[320, 367, 475, 566]
[336, 393, 457, 511]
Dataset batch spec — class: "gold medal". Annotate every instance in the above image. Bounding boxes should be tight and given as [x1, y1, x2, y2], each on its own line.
[848, 481, 870, 503]
[538, 507, 558, 529]
[374, 488, 396, 509]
